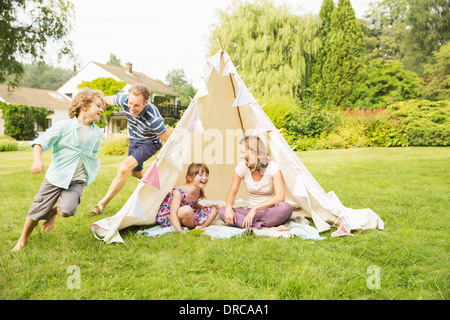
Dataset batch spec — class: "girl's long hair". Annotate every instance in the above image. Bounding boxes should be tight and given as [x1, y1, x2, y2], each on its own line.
[240, 136, 269, 173]
[186, 162, 209, 200]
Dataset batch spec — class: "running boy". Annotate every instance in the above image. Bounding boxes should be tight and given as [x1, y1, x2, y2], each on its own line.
[13, 88, 105, 251]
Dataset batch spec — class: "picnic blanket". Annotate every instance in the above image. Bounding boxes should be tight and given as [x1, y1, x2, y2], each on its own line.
[135, 199, 325, 240]
[137, 221, 325, 241]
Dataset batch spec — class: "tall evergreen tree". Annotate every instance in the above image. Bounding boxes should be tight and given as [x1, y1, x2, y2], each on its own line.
[317, 0, 335, 38]
[309, 0, 335, 101]
[320, 0, 366, 107]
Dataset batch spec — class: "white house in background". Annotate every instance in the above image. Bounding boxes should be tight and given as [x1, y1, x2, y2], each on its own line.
[0, 62, 181, 139]
[57, 61, 182, 135]
[0, 84, 70, 137]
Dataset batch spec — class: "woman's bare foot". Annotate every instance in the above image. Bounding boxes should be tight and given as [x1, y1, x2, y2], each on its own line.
[274, 225, 289, 231]
[41, 207, 58, 232]
[262, 225, 289, 232]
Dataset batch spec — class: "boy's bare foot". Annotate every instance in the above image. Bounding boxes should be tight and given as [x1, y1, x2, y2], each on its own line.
[41, 207, 57, 232]
[12, 239, 27, 251]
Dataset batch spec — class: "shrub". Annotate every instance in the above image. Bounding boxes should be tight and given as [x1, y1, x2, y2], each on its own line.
[281, 129, 319, 151]
[339, 108, 408, 147]
[260, 95, 298, 129]
[283, 99, 449, 150]
[293, 107, 408, 150]
[315, 132, 349, 149]
[164, 117, 177, 128]
[316, 124, 370, 149]
[388, 99, 449, 146]
[286, 102, 337, 138]
[0, 102, 54, 140]
[100, 134, 129, 156]
[0, 136, 19, 152]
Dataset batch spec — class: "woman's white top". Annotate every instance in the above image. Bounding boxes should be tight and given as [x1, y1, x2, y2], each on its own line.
[234, 160, 280, 208]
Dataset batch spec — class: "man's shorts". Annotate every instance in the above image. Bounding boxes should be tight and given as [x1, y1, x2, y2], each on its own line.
[128, 138, 162, 172]
[28, 179, 85, 221]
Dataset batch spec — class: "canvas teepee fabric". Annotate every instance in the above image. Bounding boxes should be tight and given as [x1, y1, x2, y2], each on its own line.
[91, 50, 384, 243]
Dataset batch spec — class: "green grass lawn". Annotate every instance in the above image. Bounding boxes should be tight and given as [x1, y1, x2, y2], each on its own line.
[0, 146, 448, 300]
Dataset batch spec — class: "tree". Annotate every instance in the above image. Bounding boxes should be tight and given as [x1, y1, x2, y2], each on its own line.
[378, 19, 407, 61]
[107, 53, 122, 67]
[208, 0, 321, 100]
[317, 0, 335, 37]
[77, 77, 126, 97]
[0, 0, 75, 87]
[320, 0, 366, 107]
[77, 77, 126, 127]
[353, 58, 421, 107]
[165, 68, 188, 88]
[165, 68, 196, 106]
[18, 63, 74, 90]
[401, 0, 450, 76]
[421, 42, 450, 100]
[362, 0, 409, 61]
[309, 0, 334, 100]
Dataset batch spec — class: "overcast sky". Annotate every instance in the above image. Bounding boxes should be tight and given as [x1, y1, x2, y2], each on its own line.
[54, 0, 374, 89]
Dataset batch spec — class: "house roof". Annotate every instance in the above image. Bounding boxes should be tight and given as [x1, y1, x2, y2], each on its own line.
[92, 62, 181, 97]
[0, 84, 70, 110]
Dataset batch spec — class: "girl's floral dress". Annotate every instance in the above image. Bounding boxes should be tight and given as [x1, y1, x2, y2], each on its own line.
[156, 187, 213, 228]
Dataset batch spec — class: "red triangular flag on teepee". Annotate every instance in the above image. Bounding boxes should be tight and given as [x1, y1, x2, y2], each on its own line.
[141, 161, 160, 189]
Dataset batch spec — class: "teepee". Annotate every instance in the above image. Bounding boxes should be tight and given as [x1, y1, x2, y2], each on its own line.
[91, 49, 384, 243]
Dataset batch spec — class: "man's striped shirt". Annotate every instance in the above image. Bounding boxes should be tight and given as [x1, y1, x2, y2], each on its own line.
[114, 94, 167, 141]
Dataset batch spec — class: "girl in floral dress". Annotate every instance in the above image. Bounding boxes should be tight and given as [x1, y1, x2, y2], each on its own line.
[156, 163, 218, 232]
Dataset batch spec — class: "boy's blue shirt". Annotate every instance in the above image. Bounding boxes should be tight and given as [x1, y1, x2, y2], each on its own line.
[31, 117, 103, 189]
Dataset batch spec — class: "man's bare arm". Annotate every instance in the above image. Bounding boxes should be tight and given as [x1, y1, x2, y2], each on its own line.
[103, 96, 115, 106]
[159, 129, 170, 143]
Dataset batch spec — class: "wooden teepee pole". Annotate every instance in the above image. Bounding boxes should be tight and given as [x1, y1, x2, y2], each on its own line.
[218, 36, 244, 132]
